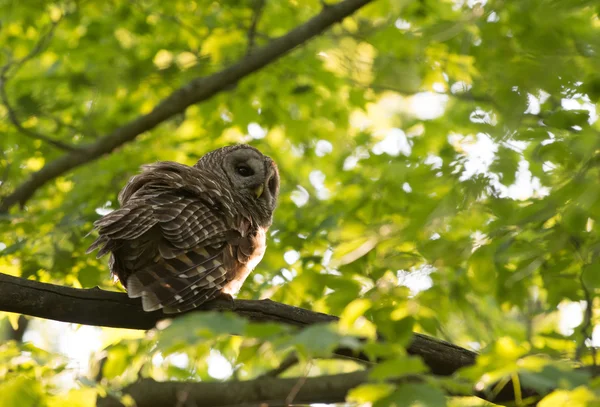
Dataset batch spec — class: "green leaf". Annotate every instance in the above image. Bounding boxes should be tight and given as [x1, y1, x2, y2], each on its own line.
[244, 322, 288, 339]
[0, 377, 44, 407]
[375, 383, 447, 407]
[0, 240, 27, 257]
[544, 109, 590, 129]
[520, 365, 590, 394]
[157, 312, 247, 351]
[77, 266, 104, 288]
[368, 355, 427, 380]
[102, 345, 130, 379]
[347, 383, 395, 403]
[490, 146, 520, 186]
[583, 259, 600, 291]
[339, 298, 372, 331]
[48, 388, 97, 407]
[286, 323, 361, 358]
[467, 244, 497, 294]
[539, 387, 600, 407]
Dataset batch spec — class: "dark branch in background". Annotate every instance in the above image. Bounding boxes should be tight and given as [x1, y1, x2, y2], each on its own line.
[259, 353, 300, 378]
[246, 0, 266, 55]
[572, 235, 596, 364]
[0, 150, 11, 192]
[2, 21, 59, 74]
[131, 0, 207, 49]
[2, 315, 28, 342]
[0, 80, 79, 152]
[0, 272, 544, 405]
[0, 19, 78, 152]
[0, 0, 373, 213]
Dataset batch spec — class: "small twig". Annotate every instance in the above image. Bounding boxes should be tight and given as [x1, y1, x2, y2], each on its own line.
[236, 22, 273, 42]
[567, 235, 596, 364]
[4, 315, 28, 342]
[0, 79, 79, 151]
[0, 150, 11, 191]
[259, 354, 299, 378]
[131, 0, 207, 53]
[578, 266, 596, 364]
[285, 360, 312, 405]
[511, 373, 523, 406]
[175, 383, 193, 407]
[256, 347, 374, 380]
[246, 0, 266, 55]
[1, 19, 61, 78]
[0, 18, 78, 151]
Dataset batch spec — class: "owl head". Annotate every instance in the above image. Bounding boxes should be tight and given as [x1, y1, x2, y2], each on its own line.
[196, 144, 279, 225]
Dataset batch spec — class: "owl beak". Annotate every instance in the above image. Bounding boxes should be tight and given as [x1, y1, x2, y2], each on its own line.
[254, 184, 265, 198]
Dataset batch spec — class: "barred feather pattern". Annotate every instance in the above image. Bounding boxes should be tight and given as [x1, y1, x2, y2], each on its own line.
[87, 145, 278, 313]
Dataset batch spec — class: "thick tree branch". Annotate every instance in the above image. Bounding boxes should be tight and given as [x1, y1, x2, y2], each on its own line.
[0, 0, 373, 213]
[0, 272, 540, 405]
[98, 371, 371, 407]
[0, 273, 336, 330]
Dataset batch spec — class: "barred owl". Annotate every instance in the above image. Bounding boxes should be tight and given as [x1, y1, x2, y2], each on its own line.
[87, 145, 279, 313]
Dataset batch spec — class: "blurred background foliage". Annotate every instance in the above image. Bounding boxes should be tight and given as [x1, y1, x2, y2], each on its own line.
[0, 0, 600, 405]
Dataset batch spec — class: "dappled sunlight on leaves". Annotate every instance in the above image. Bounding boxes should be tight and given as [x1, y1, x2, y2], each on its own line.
[1, 0, 600, 405]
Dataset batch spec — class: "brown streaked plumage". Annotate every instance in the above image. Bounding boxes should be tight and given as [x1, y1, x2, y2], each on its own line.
[87, 145, 279, 313]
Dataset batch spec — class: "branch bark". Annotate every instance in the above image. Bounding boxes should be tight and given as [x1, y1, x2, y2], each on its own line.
[97, 371, 370, 407]
[0, 272, 540, 405]
[0, 0, 373, 213]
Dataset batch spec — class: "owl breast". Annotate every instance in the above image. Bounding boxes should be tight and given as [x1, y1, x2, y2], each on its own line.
[222, 227, 267, 295]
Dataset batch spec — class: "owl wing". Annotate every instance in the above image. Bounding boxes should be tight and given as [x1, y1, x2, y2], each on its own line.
[131, 195, 234, 313]
[88, 170, 255, 313]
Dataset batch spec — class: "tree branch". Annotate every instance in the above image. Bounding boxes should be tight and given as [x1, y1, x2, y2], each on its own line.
[0, 273, 336, 330]
[0, 272, 541, 405]
[97, 371, 371, 407]
[0, 0, 373, 213]
[258, 353, 300, 378]
[0, 19, 60, 78]
[246, 0, 266, 55]
[0, 78, 80, 152]
[0, 271, 475, 369]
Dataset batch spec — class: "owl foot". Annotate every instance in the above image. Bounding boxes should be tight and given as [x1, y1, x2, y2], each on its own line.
[214, 292, 236, 310]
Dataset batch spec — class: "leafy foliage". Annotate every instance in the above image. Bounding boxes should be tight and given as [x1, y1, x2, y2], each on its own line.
[1, 0, 600, 405]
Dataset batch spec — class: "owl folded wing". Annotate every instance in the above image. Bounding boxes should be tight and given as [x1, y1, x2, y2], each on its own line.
[88, 189, 253, 314]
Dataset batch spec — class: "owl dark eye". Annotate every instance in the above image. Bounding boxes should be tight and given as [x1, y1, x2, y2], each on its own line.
[236, 165, 254, 177]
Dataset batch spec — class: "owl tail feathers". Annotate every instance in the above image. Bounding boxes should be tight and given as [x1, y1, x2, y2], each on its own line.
[124, 247, 227, 313]
[86, 237, 113, 259]
[126, 272, 219, 313]
[126, 275, 163, 312]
